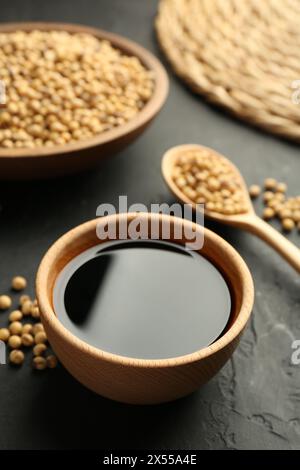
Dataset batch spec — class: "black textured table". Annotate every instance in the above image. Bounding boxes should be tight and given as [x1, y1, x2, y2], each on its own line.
[0, 0, 300, 450]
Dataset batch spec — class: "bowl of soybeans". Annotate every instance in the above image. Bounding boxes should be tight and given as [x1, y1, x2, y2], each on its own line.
[0, 22, 169, 179]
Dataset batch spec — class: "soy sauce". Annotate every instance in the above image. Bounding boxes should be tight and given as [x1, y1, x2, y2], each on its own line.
[53, 240, 231, 359]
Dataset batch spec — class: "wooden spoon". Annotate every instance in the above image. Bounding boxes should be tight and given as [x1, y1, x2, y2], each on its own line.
[162, 144, 300, 273]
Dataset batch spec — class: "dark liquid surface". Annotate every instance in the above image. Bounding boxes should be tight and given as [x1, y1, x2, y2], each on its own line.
[53, 240, 232, 359]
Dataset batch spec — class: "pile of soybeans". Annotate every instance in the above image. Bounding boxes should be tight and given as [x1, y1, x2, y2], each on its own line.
[0, 30, 154, 149]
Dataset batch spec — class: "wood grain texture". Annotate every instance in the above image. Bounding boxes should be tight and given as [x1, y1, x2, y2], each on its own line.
[243, 215, 300, 274]
[162, 144, 300, 274]
[0, 22, 169, 180]
[36, 212, 254, 404]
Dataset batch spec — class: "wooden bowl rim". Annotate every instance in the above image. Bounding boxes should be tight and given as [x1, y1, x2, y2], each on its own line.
[36, 213, 254, 368]
[0, 21, 169, 159]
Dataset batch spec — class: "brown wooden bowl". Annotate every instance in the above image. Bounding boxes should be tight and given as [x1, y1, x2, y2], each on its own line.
[36, 213, 254, 404]
[0, 22, 169, 180]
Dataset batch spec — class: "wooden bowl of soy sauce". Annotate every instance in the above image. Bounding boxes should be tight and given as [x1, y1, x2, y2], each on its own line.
[36, 213, 254, 404]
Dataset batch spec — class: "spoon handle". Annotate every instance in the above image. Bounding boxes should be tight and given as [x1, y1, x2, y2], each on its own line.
[244, 215, 300, 273]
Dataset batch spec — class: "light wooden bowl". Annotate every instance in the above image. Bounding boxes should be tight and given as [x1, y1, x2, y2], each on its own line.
[36, 213, 254, 404]
[0, 22, 169, 180]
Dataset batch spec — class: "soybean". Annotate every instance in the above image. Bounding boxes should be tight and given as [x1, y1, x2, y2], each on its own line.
[9, 350, 24, 365]
[11, 276, 27, 291]
[0, 295, 12, 310]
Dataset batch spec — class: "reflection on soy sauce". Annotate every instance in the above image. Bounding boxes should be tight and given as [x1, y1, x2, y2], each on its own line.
[54, 240, 232, 359]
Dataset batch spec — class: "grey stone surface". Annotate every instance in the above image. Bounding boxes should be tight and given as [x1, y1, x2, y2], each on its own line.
[0, 0, 300, 450]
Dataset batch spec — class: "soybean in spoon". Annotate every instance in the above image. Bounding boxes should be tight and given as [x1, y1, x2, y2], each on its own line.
[162, 144, 300, 273]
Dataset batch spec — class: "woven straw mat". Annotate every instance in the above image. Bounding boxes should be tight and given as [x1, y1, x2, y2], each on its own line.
[156, 0, 300, 142]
